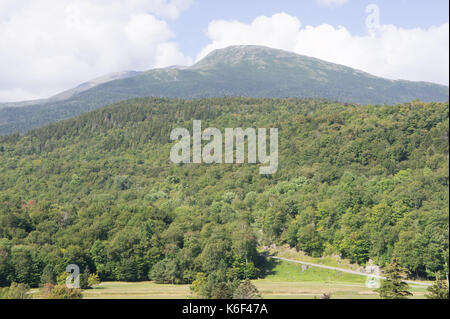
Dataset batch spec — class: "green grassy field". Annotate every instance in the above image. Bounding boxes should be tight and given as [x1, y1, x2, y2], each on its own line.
[73, 259, 429, 299]
[253, 260, 428, 299]
[262, 245, 362, 270]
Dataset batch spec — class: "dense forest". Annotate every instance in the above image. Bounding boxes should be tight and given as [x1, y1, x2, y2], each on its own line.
[0, 97, 448, 295]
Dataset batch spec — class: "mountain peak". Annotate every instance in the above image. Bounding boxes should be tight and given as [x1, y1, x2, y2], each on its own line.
[192, 45, 367, 77]
[1, 45, 448, 135]
[205, 45, 297, 57]
[193, 45, 300, 69]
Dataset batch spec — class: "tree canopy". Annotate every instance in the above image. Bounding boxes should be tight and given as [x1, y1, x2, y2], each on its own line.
[0, 97, 448, 290]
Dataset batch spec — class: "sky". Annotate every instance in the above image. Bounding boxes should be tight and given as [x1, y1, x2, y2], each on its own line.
[0, 0, 448, 102]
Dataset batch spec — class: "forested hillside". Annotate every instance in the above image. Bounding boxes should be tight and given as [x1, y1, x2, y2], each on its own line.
[0, 97, 448, 292]
[0, 46, 448, 136]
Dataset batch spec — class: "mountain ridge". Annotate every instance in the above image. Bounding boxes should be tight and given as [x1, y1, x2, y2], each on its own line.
[0, 45, 448, 135]
[0, 70, 140, 109]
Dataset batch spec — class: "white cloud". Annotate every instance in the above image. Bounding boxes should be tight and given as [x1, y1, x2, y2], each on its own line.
[197, 13, 449, 86]
[0, 0, 193, 102]
[317, 0, 349, 7]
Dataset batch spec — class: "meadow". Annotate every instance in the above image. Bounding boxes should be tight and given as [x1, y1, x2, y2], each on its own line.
[66, 260, 428, 299]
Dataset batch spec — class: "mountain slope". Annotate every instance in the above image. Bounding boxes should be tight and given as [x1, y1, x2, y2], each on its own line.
[0, 45, 448, 135]
[0, 97, 448, 286]
[0, 71, 139, 110]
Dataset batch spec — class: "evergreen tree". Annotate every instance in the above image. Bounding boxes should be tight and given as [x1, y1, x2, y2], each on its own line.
[40, 264, 56, 285]
[377, 257, 412, 299]
[233, 279, 262, 299]
[425, 272, 449, 299]
[80, 266, 91, 289]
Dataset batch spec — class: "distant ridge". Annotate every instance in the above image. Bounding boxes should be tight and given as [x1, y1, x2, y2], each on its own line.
[0, 70, 140, 109]
[0, 45, 448, 135]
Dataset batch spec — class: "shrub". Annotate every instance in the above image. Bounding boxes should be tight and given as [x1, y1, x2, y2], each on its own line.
[0, 282, 31, 299]
[88, 273, 101, 287]
[41, 283, 83, 299]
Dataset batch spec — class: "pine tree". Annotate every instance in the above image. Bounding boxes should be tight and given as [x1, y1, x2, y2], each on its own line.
[377, 257, 412, 299]
[40, 264, 56, 285]
[80, 266, 91, 289]
[232, 279, 261, 299]
[425, 272, 449, 299]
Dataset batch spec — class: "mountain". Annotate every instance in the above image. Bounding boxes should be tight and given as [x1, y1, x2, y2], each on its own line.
[0, 45, 448, 135]
[0, 70, 140, 109]
[0, 97, 447, 287]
